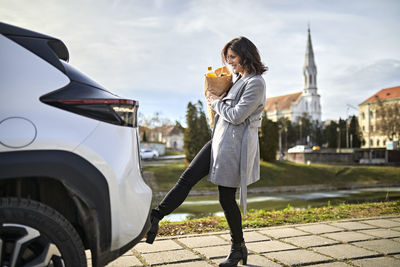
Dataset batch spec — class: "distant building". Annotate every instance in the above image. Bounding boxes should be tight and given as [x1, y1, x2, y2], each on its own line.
[139, 125, 184, 151]
[265, 27, 321, 123]
[358, 86, 400, 148]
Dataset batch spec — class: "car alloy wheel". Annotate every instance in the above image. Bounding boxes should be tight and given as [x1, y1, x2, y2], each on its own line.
[0, 223, 65, 266]
[0, 198, 87, 267]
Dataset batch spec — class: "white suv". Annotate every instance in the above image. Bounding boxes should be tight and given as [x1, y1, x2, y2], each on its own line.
[0, 22, 152, 266]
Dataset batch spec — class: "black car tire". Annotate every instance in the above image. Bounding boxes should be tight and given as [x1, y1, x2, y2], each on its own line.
[0, 197, 87, 267]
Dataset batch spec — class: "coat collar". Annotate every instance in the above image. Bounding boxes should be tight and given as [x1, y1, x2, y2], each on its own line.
[223, 74, 256, 101]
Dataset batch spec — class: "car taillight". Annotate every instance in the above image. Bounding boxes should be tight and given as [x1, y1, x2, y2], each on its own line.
[42, 98, 138, 127]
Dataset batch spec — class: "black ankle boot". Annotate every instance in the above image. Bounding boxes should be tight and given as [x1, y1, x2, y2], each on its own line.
[145, 210, 160, 244]
[219, 242, 247, 267]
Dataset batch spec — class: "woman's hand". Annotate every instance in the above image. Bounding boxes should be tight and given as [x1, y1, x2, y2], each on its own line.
[206, 91, 225, 105]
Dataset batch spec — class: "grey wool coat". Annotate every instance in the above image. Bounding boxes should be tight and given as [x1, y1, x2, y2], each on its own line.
[209, 73, 266, 214]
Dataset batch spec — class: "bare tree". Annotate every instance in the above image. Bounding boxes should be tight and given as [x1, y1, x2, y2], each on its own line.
[375, 97, 400, 141]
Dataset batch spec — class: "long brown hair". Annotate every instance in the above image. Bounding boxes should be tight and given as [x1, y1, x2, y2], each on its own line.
[222, 36, 268, 75]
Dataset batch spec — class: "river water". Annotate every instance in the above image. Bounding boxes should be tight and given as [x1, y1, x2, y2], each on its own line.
[161, 187, 400, 222]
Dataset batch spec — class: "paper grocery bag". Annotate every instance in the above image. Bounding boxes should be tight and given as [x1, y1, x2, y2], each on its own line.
[204, 66, 233, 129]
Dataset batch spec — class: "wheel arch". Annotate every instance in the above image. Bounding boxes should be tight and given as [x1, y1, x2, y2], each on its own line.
[0, 150, 112, 266]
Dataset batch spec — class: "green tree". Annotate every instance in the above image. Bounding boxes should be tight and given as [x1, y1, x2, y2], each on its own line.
[196, 100, 211, 147]
[259, 113, 279, 161]
[324, 121, 339, 148]
[183, 101, 211, 162]
[349, 115, 362, 148]
[142, 130, 148, 142]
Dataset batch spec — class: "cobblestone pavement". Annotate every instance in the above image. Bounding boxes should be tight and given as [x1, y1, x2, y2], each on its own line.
[86, 215, 400, 266]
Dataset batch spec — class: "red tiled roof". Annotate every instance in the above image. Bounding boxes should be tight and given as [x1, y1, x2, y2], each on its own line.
[265, 92, 302, 112]
[361, 86, 400, 104]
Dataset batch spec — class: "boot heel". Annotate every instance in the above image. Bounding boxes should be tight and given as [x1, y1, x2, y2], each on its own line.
[242, 247, 248, 265]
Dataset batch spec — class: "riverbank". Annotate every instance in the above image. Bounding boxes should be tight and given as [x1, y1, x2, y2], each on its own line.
[158, 201, 400, 236]
[143, 161, 400, 196]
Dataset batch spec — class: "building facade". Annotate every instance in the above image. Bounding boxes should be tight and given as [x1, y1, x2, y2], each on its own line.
[265, 27, 321, 123]
[358, 86, 400, 148]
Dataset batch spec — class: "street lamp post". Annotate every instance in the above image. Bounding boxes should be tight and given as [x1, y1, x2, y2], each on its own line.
[299, 120, 302, 144]
[285, 127, 288, 151]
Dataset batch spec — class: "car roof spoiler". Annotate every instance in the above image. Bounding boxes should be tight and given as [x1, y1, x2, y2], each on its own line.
[0, 22, 69, 72]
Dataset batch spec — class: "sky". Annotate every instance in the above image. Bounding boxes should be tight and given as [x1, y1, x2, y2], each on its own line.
[2, 0, 400, 126]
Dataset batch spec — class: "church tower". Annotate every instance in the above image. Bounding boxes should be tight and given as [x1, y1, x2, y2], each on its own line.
[303, 27, 317, 94]
[264, 26, 322, 123]
[301, 26, 321, 122]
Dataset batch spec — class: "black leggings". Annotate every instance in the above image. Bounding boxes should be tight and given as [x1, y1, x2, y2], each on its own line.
[153, 140, 244, 243]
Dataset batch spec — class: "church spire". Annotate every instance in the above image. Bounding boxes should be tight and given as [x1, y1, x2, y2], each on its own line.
[303, 26, 317, 94]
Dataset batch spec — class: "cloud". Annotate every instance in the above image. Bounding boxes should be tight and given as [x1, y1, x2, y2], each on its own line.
[1, 0, 400, 125]
[321, 59, 400, 119]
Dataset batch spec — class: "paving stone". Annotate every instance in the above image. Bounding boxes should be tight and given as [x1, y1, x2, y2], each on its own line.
[141, 249, 200, 265]
[329, 221, 376, 230]
[163, 261, 214, 267]
[237, 254, 283, 266]
[296, 224, 343, 234]
[135, 239, 183, 253]
[194, 245, 232, 259]
[247, 240, 297, 253]
[361, 219, 400, 228]
[353, 239, 400, 254]
[283, 235, 339, 248]
[322, 231, 375, 243]
[265, 249, 331, 265]
[389, 218, 400, 223]
[106, 255, 142, 266]
[392, 237, 400, 242]
[307, 262, 352, 267]
[177, 235, 228, 248]
[393, 227, 400, 232]
[352, 256, 400, 267]
[259, 227, 309, 239]
[358, 229, 400, 238]
[313, 244, 379, 260]
[220, 231, 271, 243]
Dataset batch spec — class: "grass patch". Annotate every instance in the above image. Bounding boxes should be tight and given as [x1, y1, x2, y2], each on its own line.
[144, 161, 400, 191]
[164, 150, 184, 156]
[158, 201, 400, 236]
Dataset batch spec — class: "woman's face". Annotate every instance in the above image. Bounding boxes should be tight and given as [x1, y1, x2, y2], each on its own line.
[226, 48, 245, 75]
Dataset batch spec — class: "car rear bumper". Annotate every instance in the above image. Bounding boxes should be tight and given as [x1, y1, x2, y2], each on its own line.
[96, 206, 151, 267]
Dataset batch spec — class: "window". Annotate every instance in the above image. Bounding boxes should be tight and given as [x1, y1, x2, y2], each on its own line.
[370, 139, 373, 146]
[362, 126, 365, 131]
[377, 139, 380, 146]
[310, 75, 312, 84]
[361, 112, 365, 120]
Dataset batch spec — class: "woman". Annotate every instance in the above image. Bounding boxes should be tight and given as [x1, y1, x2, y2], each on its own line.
[146, 36, 267, 267]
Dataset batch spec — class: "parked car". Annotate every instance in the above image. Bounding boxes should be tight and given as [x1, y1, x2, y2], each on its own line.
[140, 149, 159, 159]
[287, 145, 312, 153]
[312, 145, 321, 151]
[0, 22, 152, 267]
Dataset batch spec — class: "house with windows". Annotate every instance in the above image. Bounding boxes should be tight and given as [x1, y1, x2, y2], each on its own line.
[139, 125, 184, 152]
[358, 86, 400, 148]
[265, 27, 321, 123]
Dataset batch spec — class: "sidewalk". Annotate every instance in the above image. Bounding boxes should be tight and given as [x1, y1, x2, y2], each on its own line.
[91, 215, 400, 266]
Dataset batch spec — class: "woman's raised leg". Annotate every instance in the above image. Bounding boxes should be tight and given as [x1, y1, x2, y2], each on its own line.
[146, 140, 212, 243]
